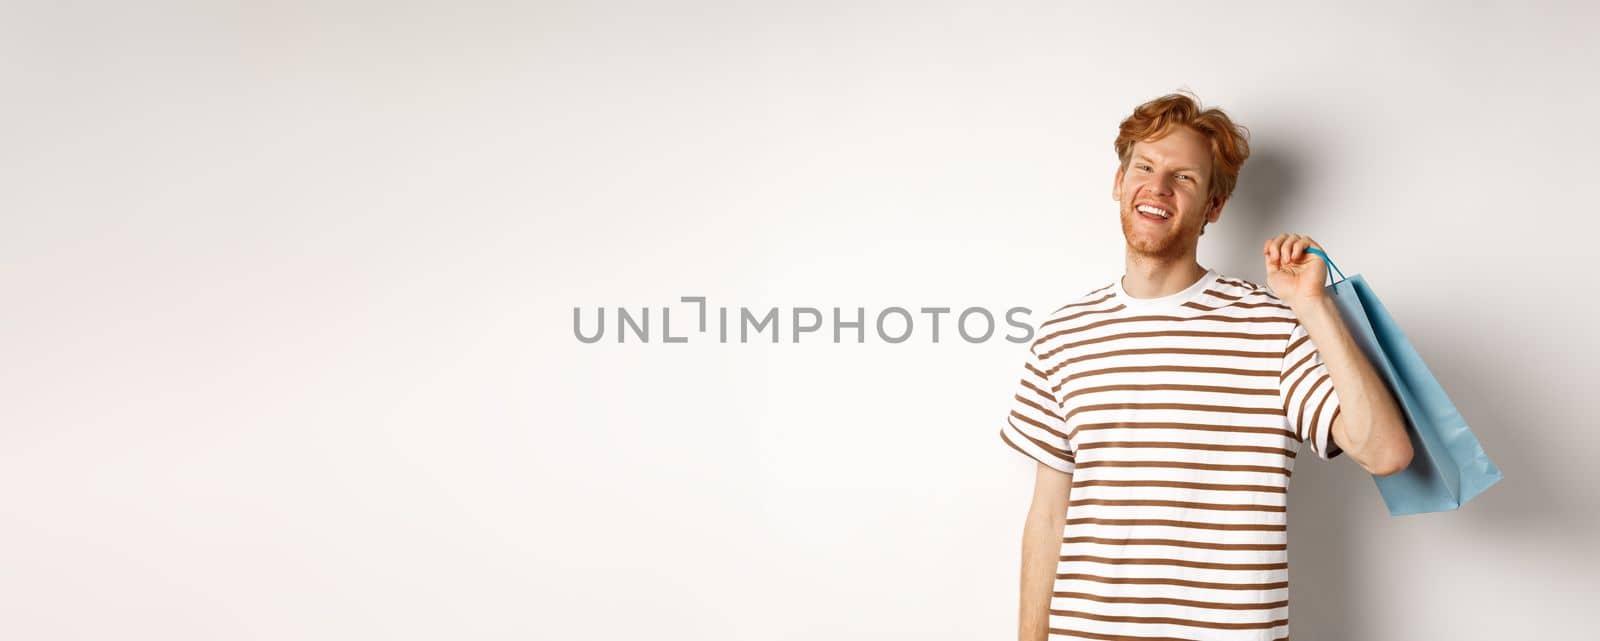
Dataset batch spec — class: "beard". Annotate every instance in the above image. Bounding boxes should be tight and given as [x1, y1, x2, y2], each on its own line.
[1120, 201, 1201, 259]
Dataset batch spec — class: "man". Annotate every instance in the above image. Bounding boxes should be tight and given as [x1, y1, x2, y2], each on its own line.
[999, 92, 1413, 641]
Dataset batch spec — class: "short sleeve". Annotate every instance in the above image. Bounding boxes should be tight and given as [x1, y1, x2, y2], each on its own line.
[1280, 320, 1344, 460]
[998, 343, 1076, 474]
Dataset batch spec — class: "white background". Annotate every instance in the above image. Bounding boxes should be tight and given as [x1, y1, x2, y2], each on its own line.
[3, 1, 1596, 639]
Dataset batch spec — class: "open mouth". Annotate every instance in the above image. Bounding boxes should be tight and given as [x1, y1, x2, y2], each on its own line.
[1136, 203, 1172, 222]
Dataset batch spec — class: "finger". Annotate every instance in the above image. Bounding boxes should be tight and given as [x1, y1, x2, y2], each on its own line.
[1291, 238, 1308, 264]
[1277, 236, 1295, 266]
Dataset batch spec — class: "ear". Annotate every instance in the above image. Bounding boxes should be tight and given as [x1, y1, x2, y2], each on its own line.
[1112, 165, 1125, 201]
[1208, 195, 1227, 225]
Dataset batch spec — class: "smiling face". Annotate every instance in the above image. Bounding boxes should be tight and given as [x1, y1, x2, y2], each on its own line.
[1113, 126, 1225, 260]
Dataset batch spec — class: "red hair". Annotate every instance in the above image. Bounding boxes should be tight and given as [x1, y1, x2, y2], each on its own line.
[1114, 91, 1251, 204]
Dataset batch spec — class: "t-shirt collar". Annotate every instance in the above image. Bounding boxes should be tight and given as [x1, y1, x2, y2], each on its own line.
[1115, 267, 1218, 309]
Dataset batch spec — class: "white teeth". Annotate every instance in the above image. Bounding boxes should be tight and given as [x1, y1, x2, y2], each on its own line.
[1137, 204, 1170, 218]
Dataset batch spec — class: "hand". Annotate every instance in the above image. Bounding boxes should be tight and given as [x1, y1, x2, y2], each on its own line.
[1263, 233, 1328, 306]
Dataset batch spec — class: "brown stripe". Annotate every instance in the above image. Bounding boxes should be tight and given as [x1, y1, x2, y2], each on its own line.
[1062, 383, 1277, 403]
[1185, 300, 1292, 312]
[1200, 289, 1245, 301]
[1038, 312, 1293, 344]
[1063, 382, 1277, 402]
[1067, 517, 1286, 532]
[1051, 609, 1289, 631]
[1309, 386, 1334, 452]
[999, 425, 1074, 470]
[1286, 330, 1310, 352]
[1021, 379, 1056, 405]
[1216, 276, 1260, 290]
[1063, 346, 1283, 368]
[1054, 590, 1288, 611]
[1025, 361, 1050, 381]
[1046, 627, 1195, 641]
[1015, 394, 1064, 425]
[1007, 417, 1075, 458]
[1070, 421, 1294, 441]
[1040, 328, 1289, 360]
[1049, 290, 1116, 315]
[1069, 479, 1287, 494]
[1281, 332, 1311, 368]
[1040, 302, 1124, 331]
[1049, 627, 1288, 641]
[1064, 535, 1286, 551]
[1076, 440, 1294, 457]
[1068, 498, 1286, 513]
[1072, 460, 1291, 476]
[1281, 363, 1319, 414]
[1055, 365, 1278, 391]
[1065, 402, 1282, 423]
[1296, 374, 1331, 437]
[1060, 554, 1289, 571]
[1280, 350, 1314, 382]
[1054, 572, 1288, 589]
[1010, 408, 1068, 440]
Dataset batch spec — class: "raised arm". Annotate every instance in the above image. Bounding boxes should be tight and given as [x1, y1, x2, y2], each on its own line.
[1265, 234, 1412, 475]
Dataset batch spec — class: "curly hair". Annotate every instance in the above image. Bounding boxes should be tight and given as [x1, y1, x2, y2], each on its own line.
[1114, 91, 1251, 204]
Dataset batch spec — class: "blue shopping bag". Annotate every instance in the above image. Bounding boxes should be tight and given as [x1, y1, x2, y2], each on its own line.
[1304, 248, 1502, 516]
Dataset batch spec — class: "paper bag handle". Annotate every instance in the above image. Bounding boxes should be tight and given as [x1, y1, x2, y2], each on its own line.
[1303, 247, 1348, 286]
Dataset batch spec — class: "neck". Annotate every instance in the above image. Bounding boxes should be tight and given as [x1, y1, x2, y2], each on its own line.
[1121, 252, 1208, 299]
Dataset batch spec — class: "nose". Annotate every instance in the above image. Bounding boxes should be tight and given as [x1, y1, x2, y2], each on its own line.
[1146, 173, 1175, 196]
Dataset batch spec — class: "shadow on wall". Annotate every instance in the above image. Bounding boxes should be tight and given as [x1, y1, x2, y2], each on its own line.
[1219, 143, 1373, 641]
[1396, 289, 1596, 547]
[1283, 305, 1587, 641]
[1219, 141, 1587, 640]
[1205, 144, 1308, 281]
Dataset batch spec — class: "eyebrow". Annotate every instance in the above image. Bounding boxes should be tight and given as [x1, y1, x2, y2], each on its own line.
[1133, 154, 1203, 173]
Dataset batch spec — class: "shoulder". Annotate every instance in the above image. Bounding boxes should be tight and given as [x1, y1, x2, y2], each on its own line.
[1030, 279, 1120, 350]
[1191, 273, 1294, 315]
[1196, 274, 1312, 352]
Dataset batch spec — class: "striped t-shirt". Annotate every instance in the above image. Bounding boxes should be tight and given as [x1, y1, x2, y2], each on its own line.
[999, 267, 1344, 641]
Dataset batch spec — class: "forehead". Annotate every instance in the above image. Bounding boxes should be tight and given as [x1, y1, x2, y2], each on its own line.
[1130, 126, 1212, 170]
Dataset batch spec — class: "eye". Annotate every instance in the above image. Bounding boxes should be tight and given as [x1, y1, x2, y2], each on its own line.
[1136, 164, 1151, 171]
[1177, 174, 1192, 182]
